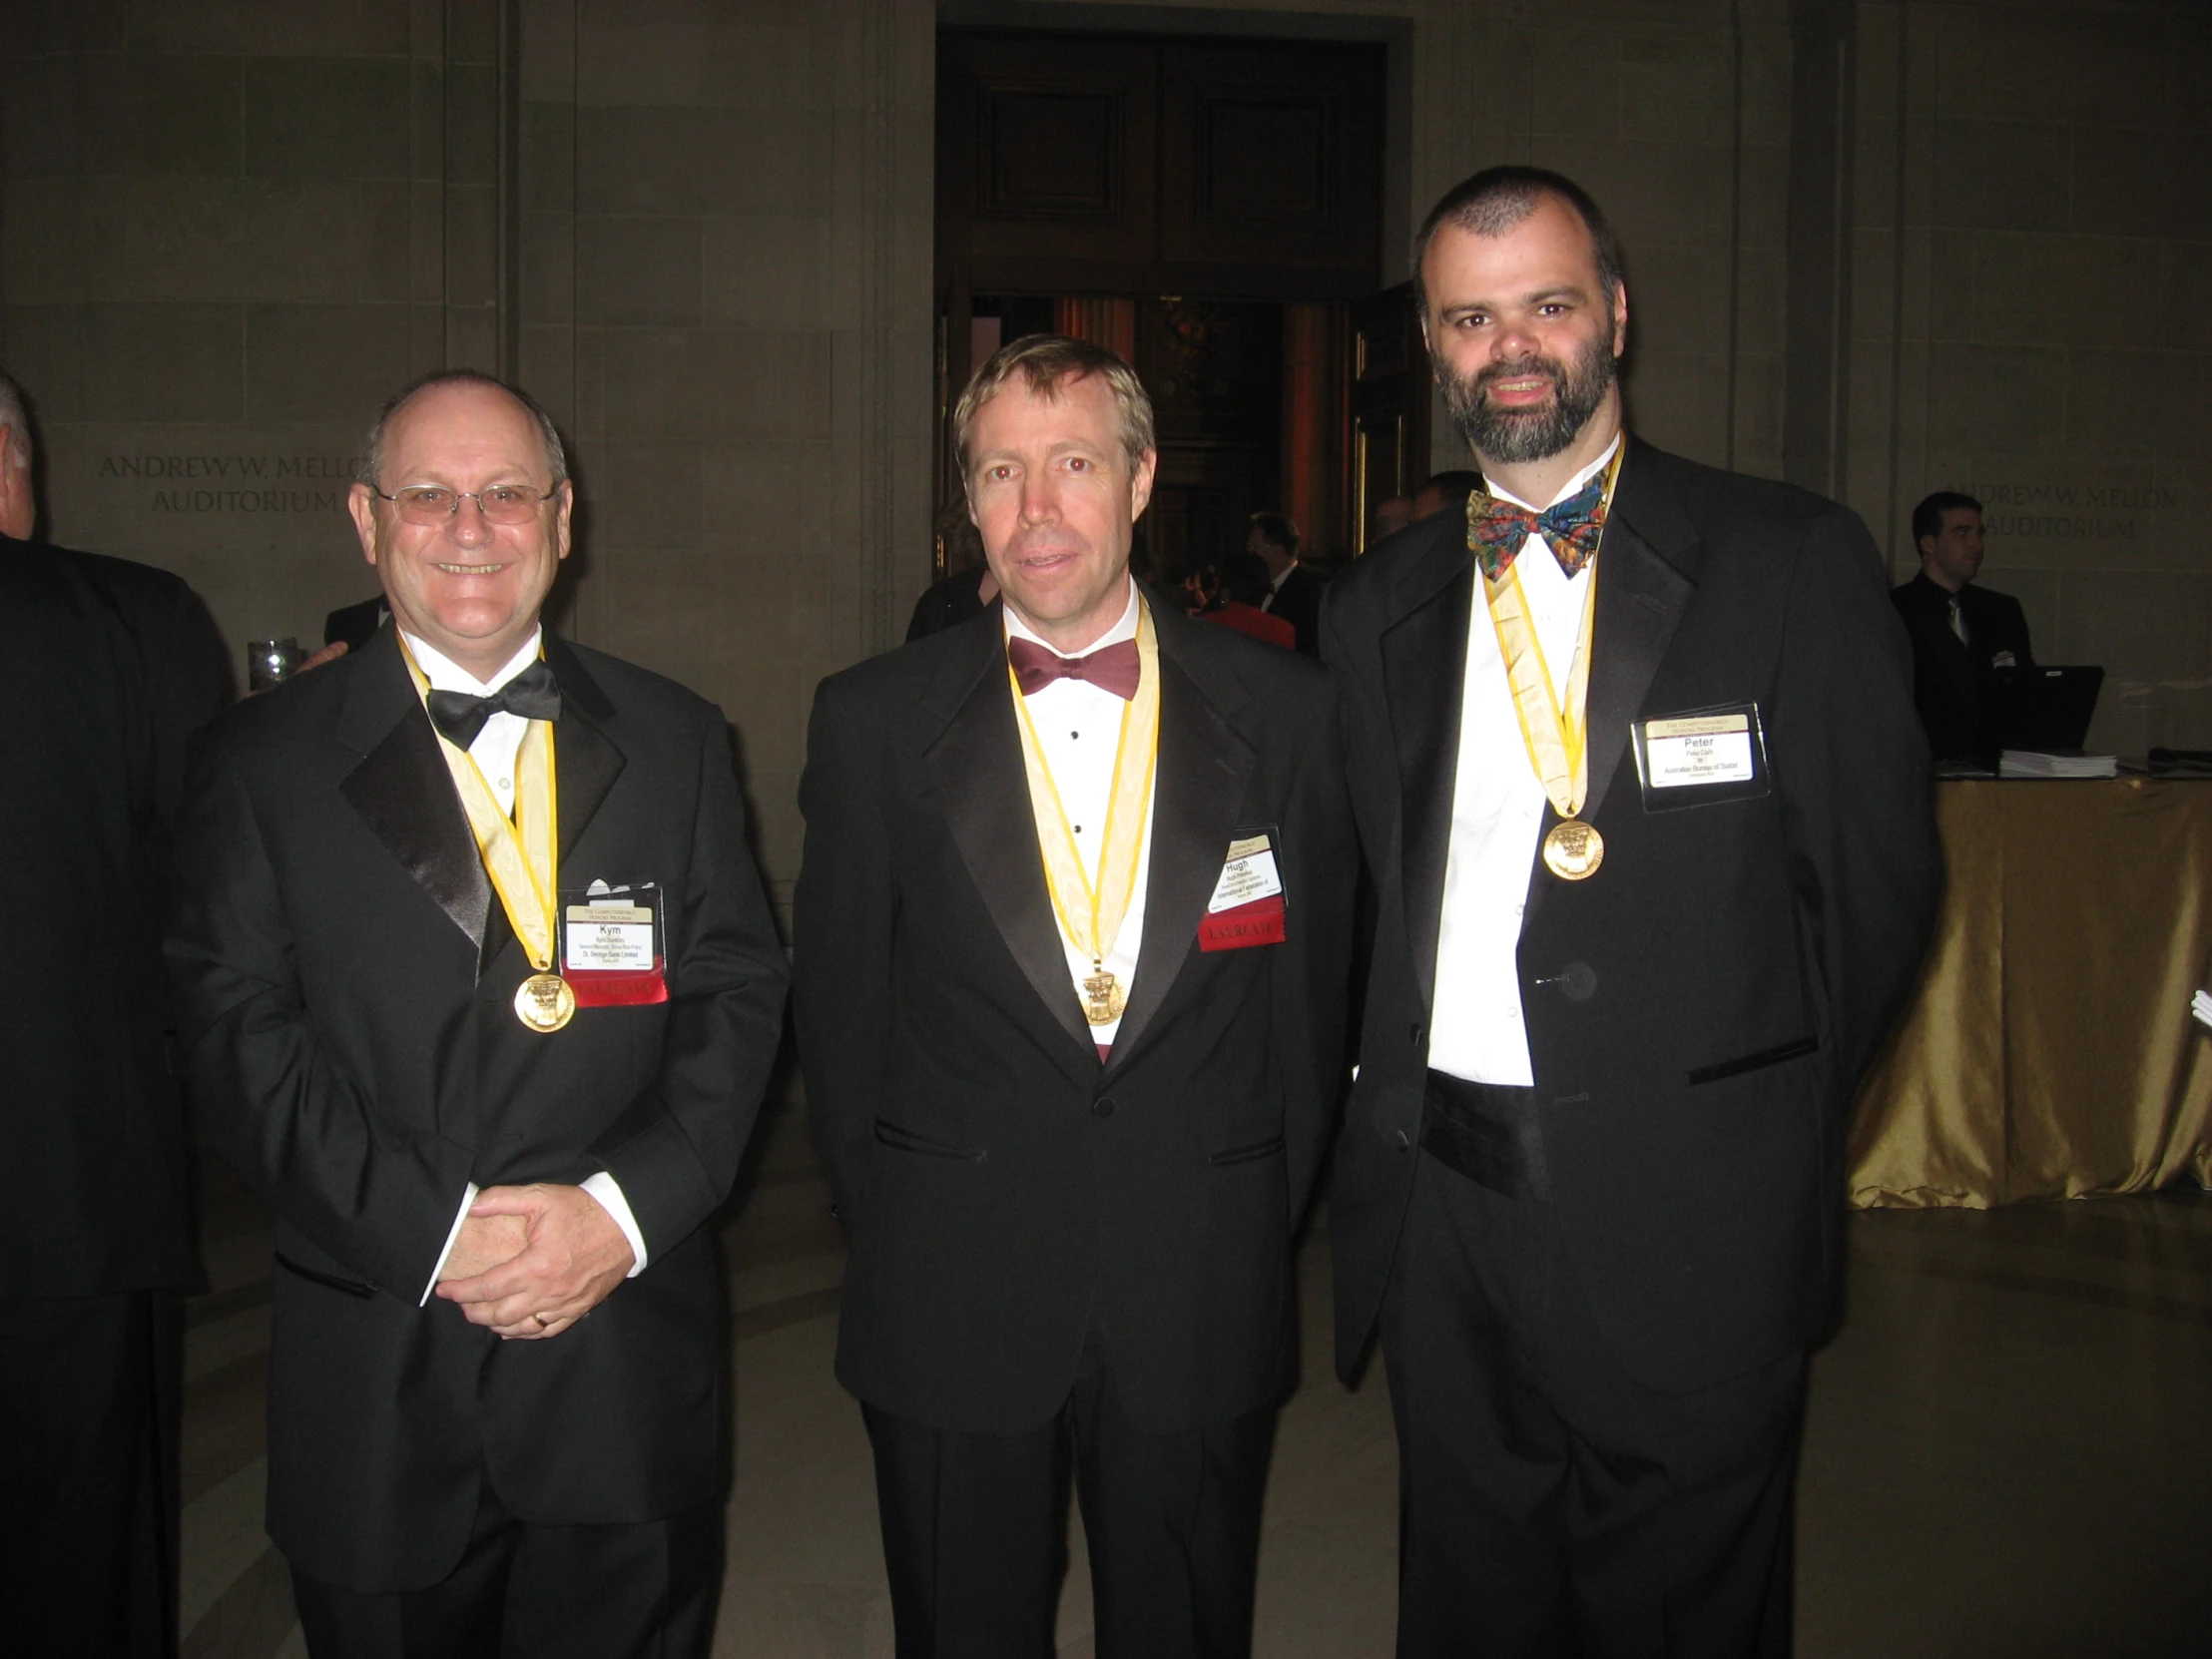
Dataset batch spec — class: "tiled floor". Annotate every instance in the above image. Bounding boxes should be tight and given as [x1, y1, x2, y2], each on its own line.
[179, 1104, 2212, 1658]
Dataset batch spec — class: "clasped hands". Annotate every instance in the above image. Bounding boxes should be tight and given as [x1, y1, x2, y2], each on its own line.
[434, 1183, 636, 1340]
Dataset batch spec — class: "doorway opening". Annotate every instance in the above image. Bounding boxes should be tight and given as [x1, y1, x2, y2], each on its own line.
[934, 26, 1424, 591]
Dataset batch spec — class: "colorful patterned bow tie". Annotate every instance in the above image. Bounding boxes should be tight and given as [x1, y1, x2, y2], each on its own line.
[1007, 637, 1141, 701]
[1466, 466, 1610, 580]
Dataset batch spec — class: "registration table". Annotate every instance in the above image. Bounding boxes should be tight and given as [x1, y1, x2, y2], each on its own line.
[1849, 778, 2212, 1208]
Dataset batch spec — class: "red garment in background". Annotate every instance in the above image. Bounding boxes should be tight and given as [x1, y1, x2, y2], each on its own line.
[1200, 602, 1295, 651]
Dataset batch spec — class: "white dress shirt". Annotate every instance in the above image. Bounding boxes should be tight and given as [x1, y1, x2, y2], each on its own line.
[1004, 581, 1156, 1048]
[406, 628, 649, 1301]
[1427, 437, 1620, 1087]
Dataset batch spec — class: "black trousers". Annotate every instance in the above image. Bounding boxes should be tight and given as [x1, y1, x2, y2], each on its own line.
[861, 1338, 1278, 1659]
[288, 1479, 721, 1659]
[0, 1290, 180, 1659]
[1383, 1141, 1805, 1659]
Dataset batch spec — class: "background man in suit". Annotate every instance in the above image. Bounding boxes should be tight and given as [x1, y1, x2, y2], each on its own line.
[1323, 168, 1941, 1656]
[1892, 490, 2037, 763]
[795, 335, 1355, 1659]
[1408, 469, 1482, 525]
[166, 371, 789, 1656]
[0, 370, 228, 1656]
[1247, 509, 1322, 655]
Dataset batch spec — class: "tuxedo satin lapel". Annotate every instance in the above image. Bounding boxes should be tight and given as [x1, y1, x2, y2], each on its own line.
[336, 640, 490, 954]
[545, 639, 626, 862]
[1582, 453, 1699, 828]
[1107, 648, 1254, 1068]
[1382, 535, 1475, 1017]
[1522, 451, 1699, 929]
[925, 637, 1097, 1060]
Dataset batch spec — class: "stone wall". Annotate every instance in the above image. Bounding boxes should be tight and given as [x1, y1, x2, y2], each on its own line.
[509, 0, 933, 903]
[2, 0, 2206, 904]
[1837, 0, 2212, 754]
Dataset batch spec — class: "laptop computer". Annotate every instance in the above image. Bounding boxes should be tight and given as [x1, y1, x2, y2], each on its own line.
[1995, 666, 2103, 752]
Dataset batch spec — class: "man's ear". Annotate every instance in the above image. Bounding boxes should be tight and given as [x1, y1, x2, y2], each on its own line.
[1611, 280, 1629, 358]
[0, 425, 34, 541]
[1129, 449, 1158, 522]
[346, 483, 381, 566]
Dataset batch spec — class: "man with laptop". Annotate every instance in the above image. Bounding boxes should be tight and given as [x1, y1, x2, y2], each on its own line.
[1892, 490, 2038, 762]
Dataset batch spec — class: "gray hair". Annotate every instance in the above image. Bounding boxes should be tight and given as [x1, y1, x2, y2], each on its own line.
[0, 371, 31, 469]
[357, 370, 568, 489]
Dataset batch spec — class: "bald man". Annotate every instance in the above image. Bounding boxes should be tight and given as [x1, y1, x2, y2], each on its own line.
[167, 370, 788, 1655]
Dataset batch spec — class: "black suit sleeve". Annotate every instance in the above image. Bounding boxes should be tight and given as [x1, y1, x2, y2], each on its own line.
[1277, 686, 1358, 1212]
[792, 676, 897, 1221]
[139, 581, 231, 829]
[166, 737, 479, 1294]
[1276, 569, 1324, 657]
[584, 710, 790, 1257]
[1776, 511, 1943, 1101]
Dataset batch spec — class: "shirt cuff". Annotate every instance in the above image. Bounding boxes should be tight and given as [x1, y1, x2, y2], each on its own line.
[581, 1171, 648, 1277]
[421, 1182, 481, 1307]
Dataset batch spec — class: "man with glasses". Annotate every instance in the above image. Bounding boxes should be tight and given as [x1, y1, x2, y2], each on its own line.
[166, 371, 789, 1656]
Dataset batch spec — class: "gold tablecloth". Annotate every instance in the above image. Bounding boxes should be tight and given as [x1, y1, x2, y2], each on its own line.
[1849, 778, 2212, 1208]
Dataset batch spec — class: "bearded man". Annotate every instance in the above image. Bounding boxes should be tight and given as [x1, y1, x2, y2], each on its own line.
[1321, 167, 1941, 1656]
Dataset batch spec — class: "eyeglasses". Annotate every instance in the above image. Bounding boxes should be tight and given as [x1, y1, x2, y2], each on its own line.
[367, 484, 557, 525]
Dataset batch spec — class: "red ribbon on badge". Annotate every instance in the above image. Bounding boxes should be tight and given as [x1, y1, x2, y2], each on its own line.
[1198, 894, 1287, 952]
[565, 957, 670, 1007]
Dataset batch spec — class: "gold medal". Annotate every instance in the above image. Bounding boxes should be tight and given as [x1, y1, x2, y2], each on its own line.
[1542, 819, 1604, 880]
[1081, 965, 1127, 1026]
[1008, 595, 1160, 1038]
[514, 971, 576, 1032]
[402, 637, 575, 1027]
[1478, 447, 1624, 888]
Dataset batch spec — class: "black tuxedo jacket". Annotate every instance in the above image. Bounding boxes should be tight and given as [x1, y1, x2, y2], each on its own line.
[165, 624, 788, 1592]
[1, 539, 227, 1298]
[1891, 573, 2036, 762]
[1325, 440, 1941, 1395]
[1263, 563, 1324, 656]
[793, 596, 1356, 1435]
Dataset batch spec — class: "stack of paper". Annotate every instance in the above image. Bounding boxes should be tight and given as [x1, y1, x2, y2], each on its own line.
[2194, 989, 2212, 1031]
[1998, 751, 2119, 779]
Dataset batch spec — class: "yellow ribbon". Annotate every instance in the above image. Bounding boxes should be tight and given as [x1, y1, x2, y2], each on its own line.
[1007, 598, 1160, 982]
[1479, 446, 1624, 822]
[399, 636, 561, 971]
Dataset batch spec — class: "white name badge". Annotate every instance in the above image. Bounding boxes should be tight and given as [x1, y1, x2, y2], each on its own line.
[1642, 714, 1757, 788]
[562, 903, 655, 971]
[1631, 703, 1771, 811]
[1209, 833, 1285, 913]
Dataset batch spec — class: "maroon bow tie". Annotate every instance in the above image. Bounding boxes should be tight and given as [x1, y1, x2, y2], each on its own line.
[1007, 636, 1141, 701]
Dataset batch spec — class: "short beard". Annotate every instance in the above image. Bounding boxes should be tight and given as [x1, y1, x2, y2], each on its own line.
[1438, 328, 1618, 466]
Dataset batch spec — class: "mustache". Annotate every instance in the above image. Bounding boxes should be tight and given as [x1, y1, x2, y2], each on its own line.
[1473, 355, 1566, 398]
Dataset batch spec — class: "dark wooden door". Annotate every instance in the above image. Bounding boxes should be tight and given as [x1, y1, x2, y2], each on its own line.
[938, 30, 1383, 299]
[935, 27, 1384, 561]
[1349, 281, 1431, 553]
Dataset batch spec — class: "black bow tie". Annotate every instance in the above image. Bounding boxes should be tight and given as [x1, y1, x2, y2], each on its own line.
[425, 659, 563, 748]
